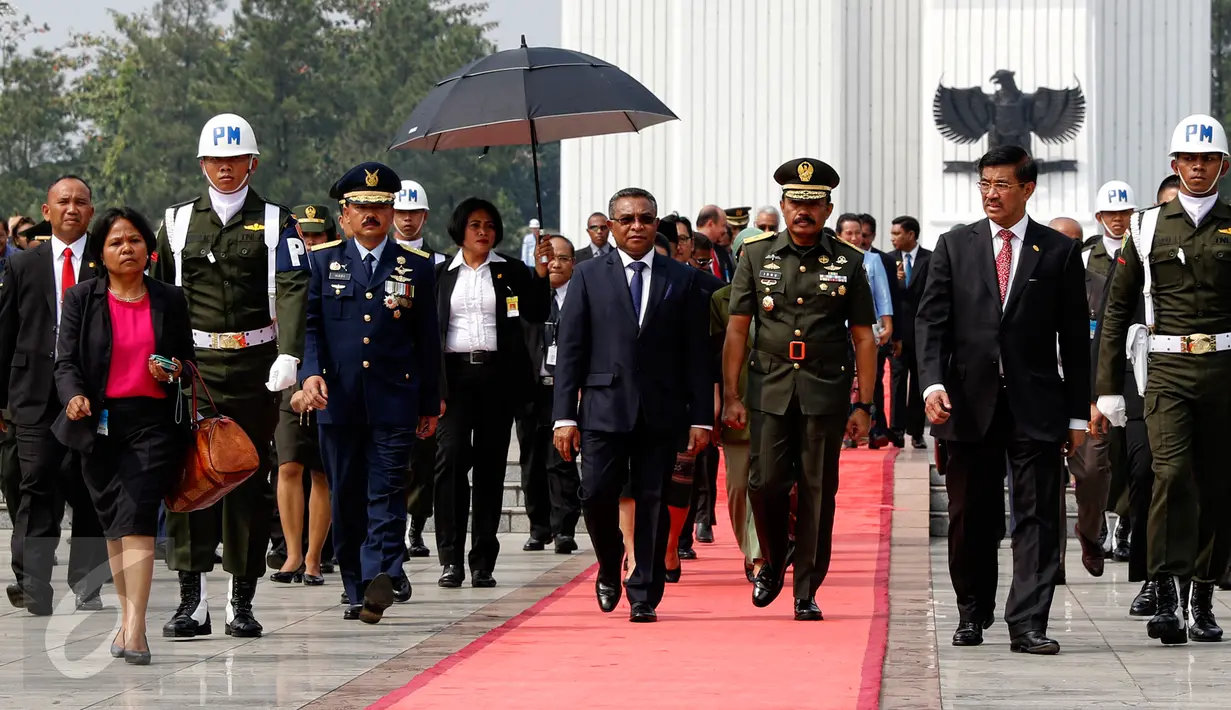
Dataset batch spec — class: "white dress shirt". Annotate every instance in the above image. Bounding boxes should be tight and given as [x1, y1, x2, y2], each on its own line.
[922, 217, 1084, 430]
[1178, 191, 1218, 226]
[445, 250, 503, 353]
[208, 185, 249, 225]
[52, 234, 87, 355]
[617, 248, 654, 328]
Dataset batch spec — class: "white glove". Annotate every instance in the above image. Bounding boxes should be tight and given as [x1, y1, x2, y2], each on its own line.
[265, 354, 300, 392]
[1096, 395, 1127, 429]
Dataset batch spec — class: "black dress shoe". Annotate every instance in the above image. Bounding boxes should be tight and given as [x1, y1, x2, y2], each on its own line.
[393, 576, 412, 603]
[678, 546, 697, 560]
[471, 570, 497, 588]
[664, 566, 681, 584]
[359, 573, 394, 624]
[75, 589, 103, 612]
[266, 548, 288, 569]
[224, 577, 263, 638]
[320, 560, 336, 574]
[794, 598, 823, 621]
[554, 535, 578, 554]
[1010, 630, 1060, 655]
[1075, 524, 1105, 577]
[343, 604, 362, 620]
[629, 602, 656, 623]
[340, 590, 350, 605]
[438, 565, 464, 588]
[695, 522, 714, 544]
[596, 579, 620, 613]
[1148, 576, 1188, 645]
[522, 536, 549, 552]
[302, 573, 325, 586]
[752, 564, 785, 608]
[1189, 581, 1223, 642]
[1130, 581, 1157, 617]
[951, 620, 985, 646]
[6, 583, 25, 609]
[911, 436, 928, 449]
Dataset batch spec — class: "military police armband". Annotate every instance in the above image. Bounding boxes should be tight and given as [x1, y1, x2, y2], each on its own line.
[275, 224, 310, 272]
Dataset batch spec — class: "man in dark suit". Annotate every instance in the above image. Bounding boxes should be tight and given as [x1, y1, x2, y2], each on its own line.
[553, 187, 711, 623]
[888, 215, 931, 449]
[915, 146, 1089, 655]
[574, 212, 614, 263]
[0, 175, 108, 615]
[516, 235, 582, 553]
[299, 163, 441, 623]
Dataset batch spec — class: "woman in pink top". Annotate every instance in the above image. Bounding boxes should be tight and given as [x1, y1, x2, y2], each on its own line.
[54, 207, 194, 666]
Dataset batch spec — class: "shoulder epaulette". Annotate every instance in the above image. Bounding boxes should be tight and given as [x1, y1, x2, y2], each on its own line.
[837, 239, 864, 254]
[168, 196, 199, 210]
[743, 231, 775, 245]
[311, 239, 344, 252]
[399, 243, 430, 258]
[1136, 204, 1164, 215]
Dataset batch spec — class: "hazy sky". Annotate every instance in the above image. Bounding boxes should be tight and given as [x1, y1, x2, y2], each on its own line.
[18, 0, 560, 52]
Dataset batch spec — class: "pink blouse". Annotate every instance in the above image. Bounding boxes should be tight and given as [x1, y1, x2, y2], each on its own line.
[105, 293, 165, 400]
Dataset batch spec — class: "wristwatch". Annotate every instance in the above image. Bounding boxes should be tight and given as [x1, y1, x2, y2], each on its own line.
[851, 402, 873, 415]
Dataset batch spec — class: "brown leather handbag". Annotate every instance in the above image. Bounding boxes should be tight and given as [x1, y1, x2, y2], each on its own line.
[165, 361, 261, 513]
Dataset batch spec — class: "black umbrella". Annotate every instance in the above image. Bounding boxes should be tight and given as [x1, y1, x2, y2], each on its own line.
[388, 36, 677, 230]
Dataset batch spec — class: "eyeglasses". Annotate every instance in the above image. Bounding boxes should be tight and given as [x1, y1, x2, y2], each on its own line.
[613, 214, 656, 227]
[678, 234, 694, 242]
[976, 181, 1026, 194]
[693, 258, 713, 267]
[587, 225, 609, 232]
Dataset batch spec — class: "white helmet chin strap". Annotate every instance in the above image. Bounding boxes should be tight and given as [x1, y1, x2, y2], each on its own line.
[1098, 218, 1126, 240]
[1175, 156, 1229, 198]
[202, 156, 256, 194]
[393, 222, 418, 241]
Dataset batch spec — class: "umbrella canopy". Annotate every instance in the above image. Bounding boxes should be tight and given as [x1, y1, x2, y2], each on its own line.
[388, 42, 677, 152]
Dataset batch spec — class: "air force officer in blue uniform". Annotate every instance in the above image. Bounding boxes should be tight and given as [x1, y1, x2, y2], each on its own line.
[299, 162, 441, 624]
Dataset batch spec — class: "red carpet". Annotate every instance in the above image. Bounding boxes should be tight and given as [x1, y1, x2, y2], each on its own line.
[372, 446, 896, 710]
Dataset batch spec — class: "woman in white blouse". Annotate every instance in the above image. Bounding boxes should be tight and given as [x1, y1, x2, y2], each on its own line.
[432, 198, 552, 589]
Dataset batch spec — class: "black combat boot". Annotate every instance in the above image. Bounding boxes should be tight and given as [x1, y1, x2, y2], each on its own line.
[407, 517, 430, 558]
[1188, 581, 1223, 642]
[1129, 580, 1156, 617]
[163, 572, 212, 638]
[225, 577, 263, 638]
[1147, 576, 1187, 645]
[1111, 517, 1130, 562]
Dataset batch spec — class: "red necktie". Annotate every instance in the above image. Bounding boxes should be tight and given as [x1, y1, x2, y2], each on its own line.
[995, 230, 1013, 304]
[710, 256, 722, 280]
[61, 248, 75, 300]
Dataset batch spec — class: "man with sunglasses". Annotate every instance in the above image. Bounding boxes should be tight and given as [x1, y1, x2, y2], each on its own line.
[575, 212, 614, 263]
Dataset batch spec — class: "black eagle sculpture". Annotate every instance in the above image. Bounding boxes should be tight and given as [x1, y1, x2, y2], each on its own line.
[933, 70, 1085, 172]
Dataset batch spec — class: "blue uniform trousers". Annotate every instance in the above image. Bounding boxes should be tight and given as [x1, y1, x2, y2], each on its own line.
[319, 423, 416, 602]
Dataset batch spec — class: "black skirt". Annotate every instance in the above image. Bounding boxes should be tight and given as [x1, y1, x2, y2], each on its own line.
[82, 397, 185, 539]
[274, 405, 323, 471]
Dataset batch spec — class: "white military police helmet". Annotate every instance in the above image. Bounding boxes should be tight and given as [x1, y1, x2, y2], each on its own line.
[1095, 180, 1137, 213]
[394, 180, 429, 211]
[198, 113, 260, 158]
[1169, 114, 1230, 156]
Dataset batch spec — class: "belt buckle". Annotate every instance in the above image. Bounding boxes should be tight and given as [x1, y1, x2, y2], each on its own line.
[788, 341, 806, 361]
[542, 376, 554, 386]
[1183, 333, 1214, 354]
[213, 332, 248, 350]
[468, 351, 483, 365]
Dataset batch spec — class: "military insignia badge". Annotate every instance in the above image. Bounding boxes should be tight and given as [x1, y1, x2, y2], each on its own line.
[838, 285, 846, 295]
[1220, 227, 1231, 235]
[385, 279, 414, 302]
[820, 283, 828, 291]
[762, 262, 780, 270]
[836, 255, 848, 265]
[397, 256, 406, 265]
[765, 253, 781, 262]
[244, 224, 265, 232]
[393, 309, 402, 319]
[365, 169, 380, 187]
[329, 261, 341, 271]
[1032, 244, 1040, 252]
[383, 294, 397, 309]
[762, 295, 774, 312]
[798, 161, 814, 182]
[88, 262, 96, 269]
[824, 265, 842, 272]
[819, 255, 829, 264]
[305, 205, 317, 220]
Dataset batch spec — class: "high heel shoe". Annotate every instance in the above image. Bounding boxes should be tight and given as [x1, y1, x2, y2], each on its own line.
[123, 633, 151, 666]
[110, 631, 124, 658]
[270, 564, 305, 584]
[302, 573, 325, 586]
[665, 566, 682, 584]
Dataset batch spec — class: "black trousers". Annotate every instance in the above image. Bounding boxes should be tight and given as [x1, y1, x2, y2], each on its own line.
[871, 348, 891, 435]
[1, 412, 21, 527]
[1106, 421, 1153, 582]
[515, 383, 581, 540]
[890, 346, 925, 438]
[11, 405, 107, 607]
[434, 360, 514, 572]
[944, 388, 1062, 636]
[580, 421, 676, 607]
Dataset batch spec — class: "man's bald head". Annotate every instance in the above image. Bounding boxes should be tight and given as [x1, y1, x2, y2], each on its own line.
[1048, 217, 1084, 242]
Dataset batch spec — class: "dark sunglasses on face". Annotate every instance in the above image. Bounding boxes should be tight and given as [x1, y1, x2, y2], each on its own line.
[614, 213, 656, 227]
[587, 225, 609, 232]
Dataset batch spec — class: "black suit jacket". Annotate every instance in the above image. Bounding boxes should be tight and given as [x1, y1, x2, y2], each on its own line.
[914, 219, 1089, 443]
[0, 238, 103, 425]
[434, 256, 550, 401]
[552, 250, 710, 434]
[51, 276, 195, 452]
[575, 243, 612, 264]
[889, 246, 933, 346]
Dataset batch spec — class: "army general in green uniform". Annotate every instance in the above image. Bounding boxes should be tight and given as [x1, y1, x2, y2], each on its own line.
[721, 158, 877, 621]
[1096, 114, 1231, 646]
[151, 113, 310, 639]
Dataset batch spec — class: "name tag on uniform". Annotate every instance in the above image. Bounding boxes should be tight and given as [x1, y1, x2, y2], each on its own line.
[506, 296, 520, 318]
[96, 410, 109, 436]
[329, 272, 351, 281]
[758, 270, 781, 280]
[546, 345, 558, 366]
